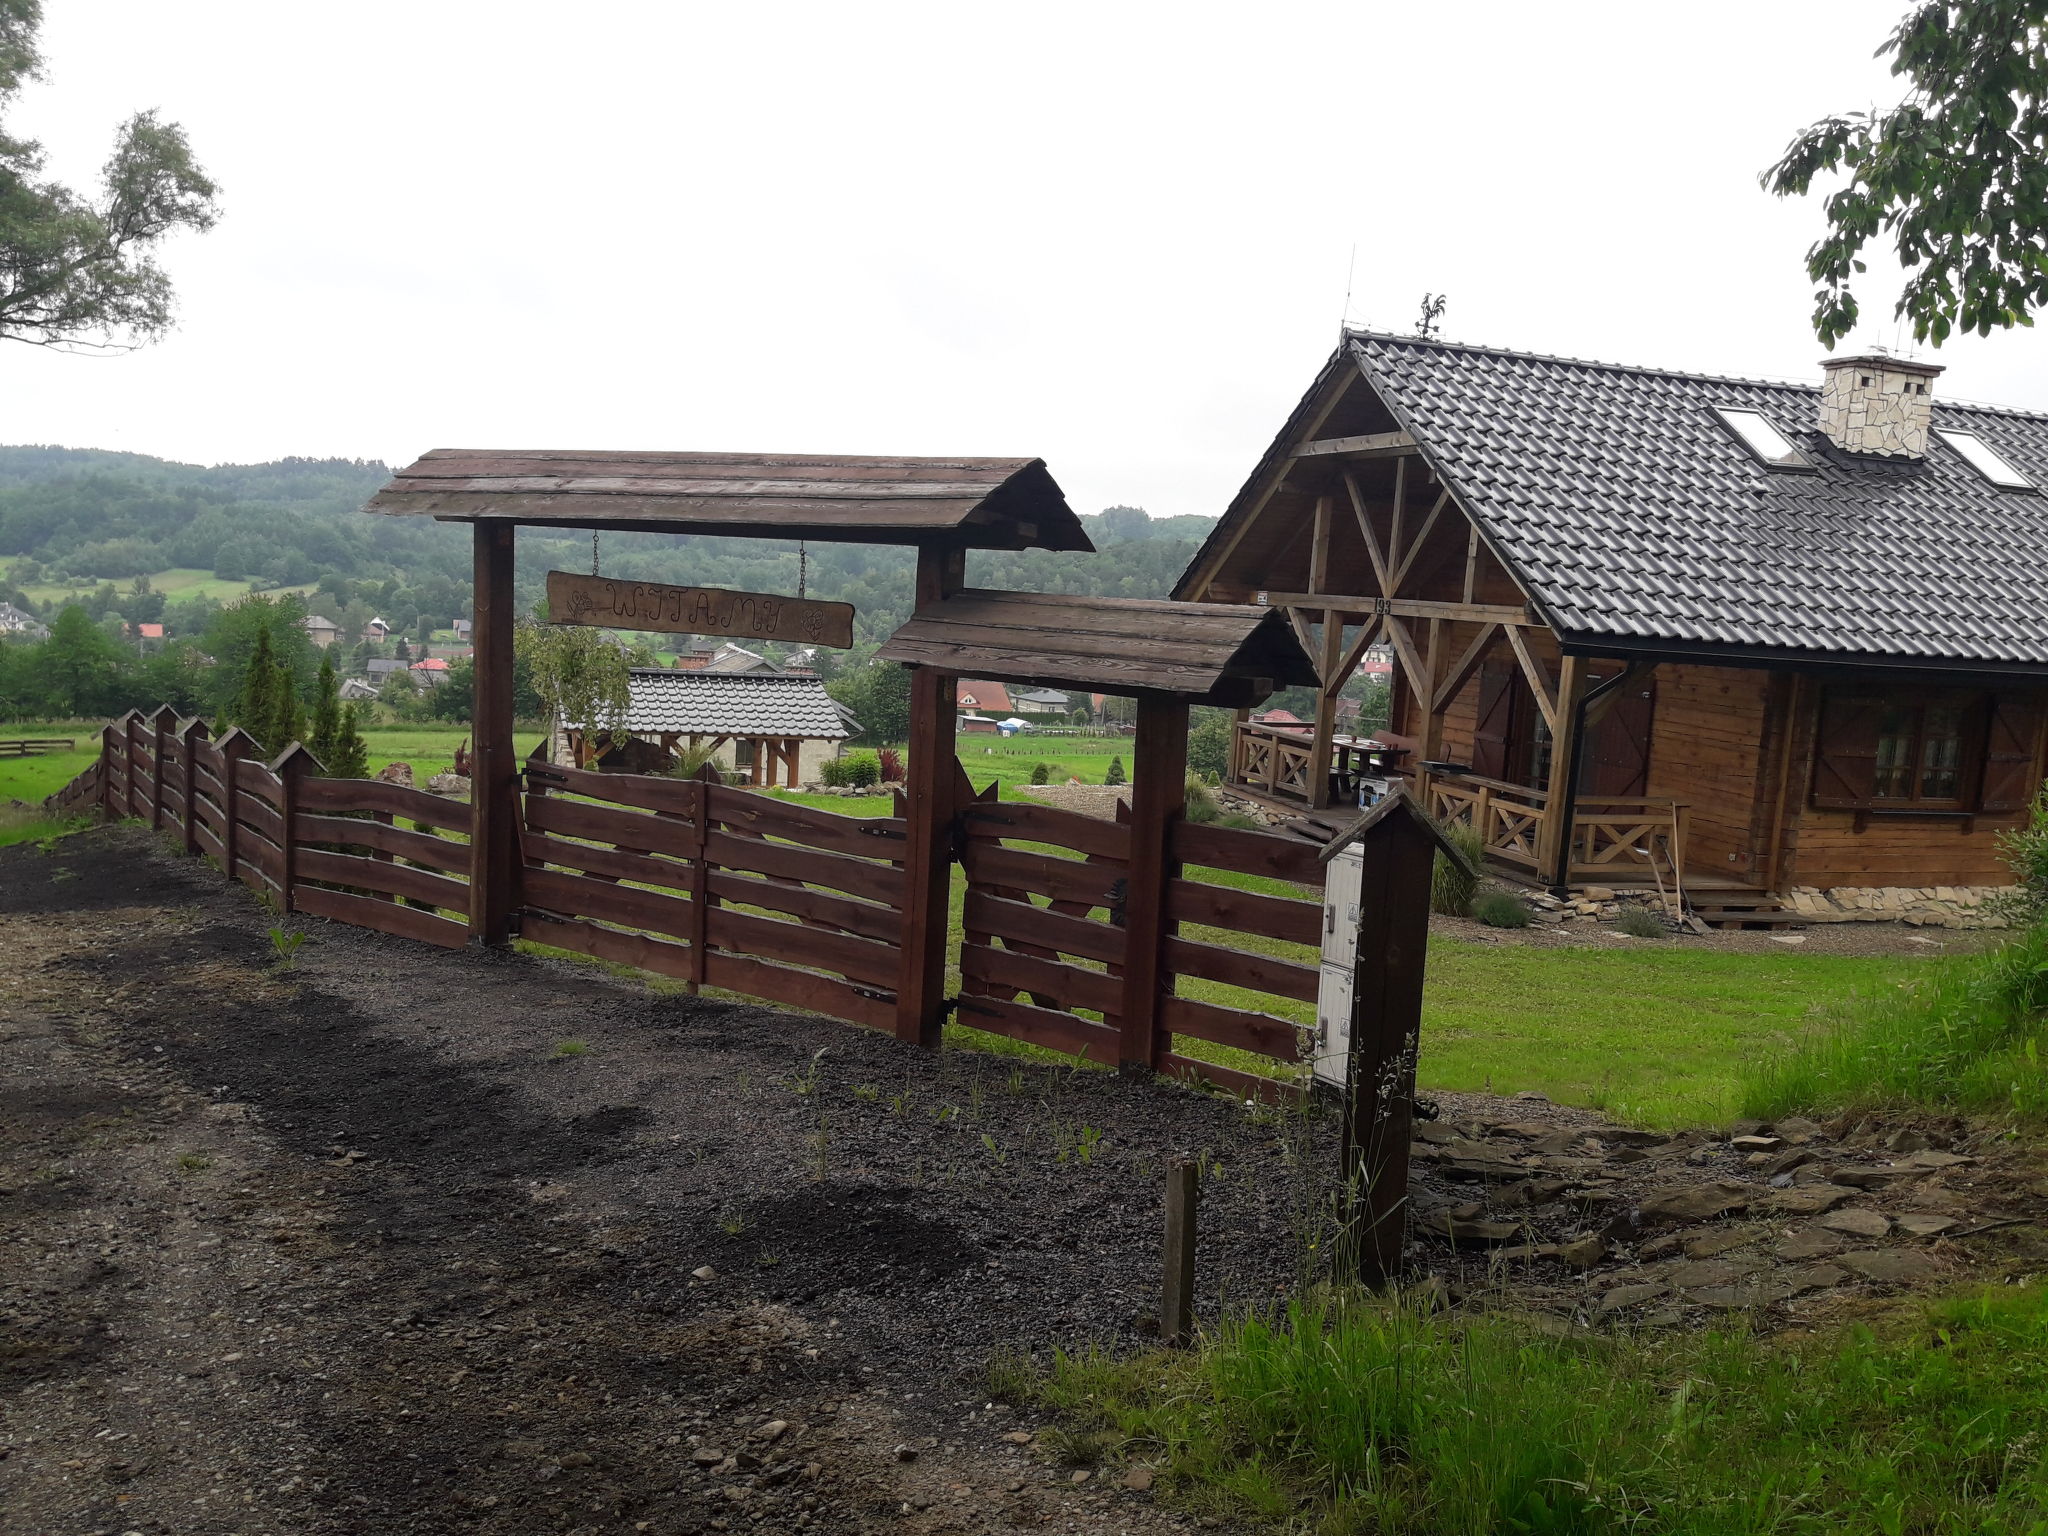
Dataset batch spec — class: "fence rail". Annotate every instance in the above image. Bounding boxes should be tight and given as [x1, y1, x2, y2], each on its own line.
[0, 736, 75, 757]
[43, 707, 1362, 1098]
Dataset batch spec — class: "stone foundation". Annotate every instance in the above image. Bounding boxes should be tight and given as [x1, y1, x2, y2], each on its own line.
[1782, 885, 2013, 929]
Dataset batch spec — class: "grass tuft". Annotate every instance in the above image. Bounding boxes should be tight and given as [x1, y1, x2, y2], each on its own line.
[1742, 917, 2048, 1121]
[1018, 1285, 2048, 1533]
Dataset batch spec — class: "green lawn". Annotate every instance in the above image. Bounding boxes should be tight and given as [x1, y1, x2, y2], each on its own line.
[5, 564, 318, 608]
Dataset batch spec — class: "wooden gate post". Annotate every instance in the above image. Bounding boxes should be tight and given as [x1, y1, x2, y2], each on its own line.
[122, 710, 147, 820]
[271, 743, 320, 915]
[470, 518, 520, 945]
[179, 717, 210, 855]
[149, 705, 179, 831]
[1120, 695, 1188, 1070]
[215, 727, 255, 884]
[895, 541, 965, 1048]
[1318, 792, 1454, 1285]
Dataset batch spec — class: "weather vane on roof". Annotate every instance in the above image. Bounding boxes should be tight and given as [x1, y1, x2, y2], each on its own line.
[1415, 293, 1448, 340]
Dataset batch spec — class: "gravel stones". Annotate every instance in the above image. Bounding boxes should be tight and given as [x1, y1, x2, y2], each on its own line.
[1772, 1230, 1844, 1262]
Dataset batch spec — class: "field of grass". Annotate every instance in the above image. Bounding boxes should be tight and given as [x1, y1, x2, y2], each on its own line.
[6, 564, 318, 608]
[0, 726, 102, 804]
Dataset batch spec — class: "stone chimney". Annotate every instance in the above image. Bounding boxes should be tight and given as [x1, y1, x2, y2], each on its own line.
[1818, 354, 1944, 458]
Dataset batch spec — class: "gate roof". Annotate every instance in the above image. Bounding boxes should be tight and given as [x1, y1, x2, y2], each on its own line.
[877, 589, 1318, 706]
[365, 449, 1090, 551]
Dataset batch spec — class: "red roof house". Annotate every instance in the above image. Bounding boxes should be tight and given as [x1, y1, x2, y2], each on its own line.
[955, 679, 1014, 715]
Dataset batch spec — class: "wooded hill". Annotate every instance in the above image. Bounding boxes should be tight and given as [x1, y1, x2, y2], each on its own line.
[0, 447, 1215, 645]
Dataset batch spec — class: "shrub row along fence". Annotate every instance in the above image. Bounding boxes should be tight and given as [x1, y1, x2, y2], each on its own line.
[52, 707, 1330, 1099]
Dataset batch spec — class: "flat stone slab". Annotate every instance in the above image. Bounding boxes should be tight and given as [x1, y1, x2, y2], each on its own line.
[1773, 1231, 1844, 1261]
[1597, 1282, 1670, 1312]
[1768, 1185, 1858, 1216]
[1840, 1249, 1942, 1285]
[1782, 1263, 1848, 1294]
[1639, 1183, 1751, 1226]
[1895, 1212, 1959, 1237]
[1667, 1257, 1765, 1288]
[1684, 1227, 1764, 1261]
[1688, 1281, 1796, 1310]
[1817, 1207, 1892, 1238]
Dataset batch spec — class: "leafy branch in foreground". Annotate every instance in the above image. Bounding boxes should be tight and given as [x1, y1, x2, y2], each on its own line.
[1764, 0, 2048, 347]
[0, 0, 221, 350]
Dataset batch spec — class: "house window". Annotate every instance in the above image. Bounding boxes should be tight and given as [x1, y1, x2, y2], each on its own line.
[1813, 687, 2046, 812]
[733, 739, 756, 769]
[1871, 700, 1967, 803]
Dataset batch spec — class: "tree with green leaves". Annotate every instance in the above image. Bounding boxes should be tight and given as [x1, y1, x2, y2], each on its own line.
[1105, 755, 1126, 787]
[325, 702, 369, 779]
[824, 658, 911, 745]
[0, 1, 220, 350]
[202, 594, 313, 715]
[31, 603, 124, 715]
[307, 653, 342, 765]
[233, 626, 279, 746]
[1766, 1, 2048, 345]
[516, 618, 632, 738]
[264, 659, 305, 760]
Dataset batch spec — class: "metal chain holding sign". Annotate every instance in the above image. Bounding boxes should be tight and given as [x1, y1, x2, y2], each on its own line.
[798, 541, 807, 600]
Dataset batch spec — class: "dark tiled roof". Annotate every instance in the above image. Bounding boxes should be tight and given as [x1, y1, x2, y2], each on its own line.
[575, 669, 851, 739]
[1349, 332, 2048, 672]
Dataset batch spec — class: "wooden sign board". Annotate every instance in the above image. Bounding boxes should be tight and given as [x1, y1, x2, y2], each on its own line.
[545, 570, 855, 649]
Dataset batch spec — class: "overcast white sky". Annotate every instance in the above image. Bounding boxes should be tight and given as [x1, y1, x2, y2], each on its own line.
[6, 1, 2043, 519]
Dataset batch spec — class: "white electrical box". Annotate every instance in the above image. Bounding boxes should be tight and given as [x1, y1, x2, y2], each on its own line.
[1314, 842, 1364, 1089]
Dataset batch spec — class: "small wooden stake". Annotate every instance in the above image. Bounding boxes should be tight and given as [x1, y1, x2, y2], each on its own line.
[1161, 1157, 1199, 1347]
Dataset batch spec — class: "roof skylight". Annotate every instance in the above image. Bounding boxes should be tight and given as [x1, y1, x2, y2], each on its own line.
[1935, 429, 2035, 489]
[1711, 406, 1813, 470]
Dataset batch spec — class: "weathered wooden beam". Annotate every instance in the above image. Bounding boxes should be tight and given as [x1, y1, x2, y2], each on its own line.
[1260, 591, 1537, 627]
[1504, 624, 1559, 733]
[1308, 493, 1333, 597]
[1391, 489, 1451, 596]
[1161, 1158, 1199, 1346]
[1431, 622, 1503, 713]
[1292, 430, 1419, 459]
[1382, 615, 1432, 704]
[1120, 696, 1188, 1068]
[1340, 473, 1394, 595]
[1183, 369, 1358, 598]
[1329, 615, 1387, 698]
[896, 541, 966, 1048]
[1305, 611, 1343, 807]
[1535, 657, 1590, 888]
[469, 519, 520, 946]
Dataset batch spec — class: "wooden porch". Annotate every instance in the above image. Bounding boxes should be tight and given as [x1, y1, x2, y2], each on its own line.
[1227, 718, 1694, 893]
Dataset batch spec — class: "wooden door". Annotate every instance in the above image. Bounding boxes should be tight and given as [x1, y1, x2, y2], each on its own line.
[1580, 675, 1656, 796]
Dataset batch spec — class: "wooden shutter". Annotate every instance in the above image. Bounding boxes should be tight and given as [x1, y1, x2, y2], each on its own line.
[1980, 692, 2047, 811]
[1810, 691, 1884, 808]
[1471, 661, 1513, 780]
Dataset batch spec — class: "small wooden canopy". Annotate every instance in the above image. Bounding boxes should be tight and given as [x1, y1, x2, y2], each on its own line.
[365, 449, 1091, 551]
[877, 589, 1319, 706]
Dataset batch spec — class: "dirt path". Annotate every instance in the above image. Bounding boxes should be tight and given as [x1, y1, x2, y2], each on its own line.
[3, 828, 2039, 1536]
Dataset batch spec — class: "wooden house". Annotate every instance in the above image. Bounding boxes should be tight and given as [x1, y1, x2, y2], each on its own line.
[554, 667, 854, 786]
[1174, 333, 2048, 918]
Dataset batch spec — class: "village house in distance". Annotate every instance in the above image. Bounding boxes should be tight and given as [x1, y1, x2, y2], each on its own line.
[1177, 332, 2048, 925]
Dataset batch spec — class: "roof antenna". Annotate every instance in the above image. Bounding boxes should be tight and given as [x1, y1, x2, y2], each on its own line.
[1339, 243, 1357, 337]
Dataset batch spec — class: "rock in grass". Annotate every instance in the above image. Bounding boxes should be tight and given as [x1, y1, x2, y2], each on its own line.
[1840, 1249, 1941, 1285]
[1688, 1281, 1795, 1310]
[1438, 1217, 1524, 1248]
[1597, 1282, 1670, 1312]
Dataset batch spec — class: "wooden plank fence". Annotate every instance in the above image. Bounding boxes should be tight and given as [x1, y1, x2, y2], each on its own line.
[45, 707, 1345, 1101]
[0, 736, 75, 756]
